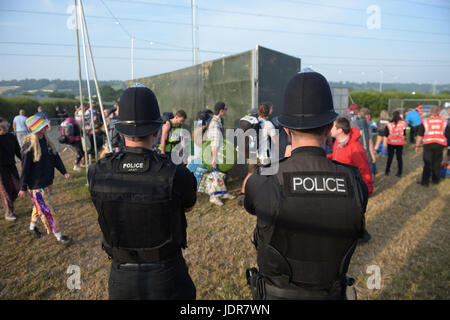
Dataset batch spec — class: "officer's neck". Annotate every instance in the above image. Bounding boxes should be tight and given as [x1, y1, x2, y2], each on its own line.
[290, 134, 326, 149]
[124, 136, 154, 150]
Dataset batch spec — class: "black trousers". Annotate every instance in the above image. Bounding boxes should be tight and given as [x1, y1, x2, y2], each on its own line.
[108, 257, 196, 300]
[410, 125, 420, 143]
[421, 143, 444, 185]
[385, 145, 403, 175]
[70, 140, 83, 165]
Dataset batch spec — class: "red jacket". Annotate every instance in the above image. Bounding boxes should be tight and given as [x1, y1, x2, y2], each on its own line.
[328, 128, 374, 195]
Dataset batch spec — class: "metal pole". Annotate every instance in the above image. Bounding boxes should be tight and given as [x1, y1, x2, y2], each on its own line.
[79, 0, 113, 153]
[254, 45, 259, 110]
[379, 69, 383, 92]
[131, 37, 134, 80]
[74, 0, 89, 178]
[192, 0, 198, 65]
[78, 1, 98, 161]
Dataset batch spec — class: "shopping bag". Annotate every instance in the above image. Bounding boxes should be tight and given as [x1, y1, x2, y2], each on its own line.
[197, 171, 210, 194]
[187, 157, 208, 186]
[206, 169, 227, 196]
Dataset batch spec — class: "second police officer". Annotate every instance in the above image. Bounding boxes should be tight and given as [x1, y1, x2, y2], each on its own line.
[244, 71, 369, 300]
[88, 84, 197, 300]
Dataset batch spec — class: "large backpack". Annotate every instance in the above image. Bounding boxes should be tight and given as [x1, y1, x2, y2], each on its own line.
[238, 113, 261, 160]
[152, 112, 174, 150]
[197, 109, 214, 131]
[351, 117, 371, 157]
[108, 119, 124, 149]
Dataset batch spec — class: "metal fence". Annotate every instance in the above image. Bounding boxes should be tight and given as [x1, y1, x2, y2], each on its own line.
[388, 98, 450, 116]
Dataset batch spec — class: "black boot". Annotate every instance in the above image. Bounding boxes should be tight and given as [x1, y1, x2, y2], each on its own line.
[29, 227, 42, 238]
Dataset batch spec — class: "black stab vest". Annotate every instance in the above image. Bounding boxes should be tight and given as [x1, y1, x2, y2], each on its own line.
[89, 148, 186, 264]
[254, 148, 366, 298]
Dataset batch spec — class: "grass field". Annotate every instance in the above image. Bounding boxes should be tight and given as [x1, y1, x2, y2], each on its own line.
[0, 144, 448, 300]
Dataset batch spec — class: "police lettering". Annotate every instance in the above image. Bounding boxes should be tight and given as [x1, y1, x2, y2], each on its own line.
[293, 177, 346, 193]
[286, 173, 349, 197]
[123, 162, 144, 169]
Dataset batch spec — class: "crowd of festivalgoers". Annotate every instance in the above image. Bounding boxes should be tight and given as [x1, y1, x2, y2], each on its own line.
[0, 102, 449, 246]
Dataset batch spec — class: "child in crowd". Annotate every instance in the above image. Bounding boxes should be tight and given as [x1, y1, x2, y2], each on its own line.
[18, 115, 72, 244]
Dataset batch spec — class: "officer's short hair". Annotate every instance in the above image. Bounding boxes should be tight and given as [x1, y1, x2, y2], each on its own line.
[176, 109, 187, 119]
[126, 136, 147, 142]
[258, 102, 273, 118]
[334, 117, 351, 134]
[214, 102, 226, 115]
[289, 123, 332, 136]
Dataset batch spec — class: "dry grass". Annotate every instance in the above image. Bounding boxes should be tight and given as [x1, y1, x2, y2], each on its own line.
[0, 145, 448, 300]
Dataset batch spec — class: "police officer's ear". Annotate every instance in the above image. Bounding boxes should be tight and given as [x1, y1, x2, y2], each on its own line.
[324, 122, 334, 137]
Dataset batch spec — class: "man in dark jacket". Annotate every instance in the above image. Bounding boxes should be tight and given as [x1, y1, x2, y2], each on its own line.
[244, 71, 368, 300]
[88, 84, 197, 300]
[0, 118, 21, 221]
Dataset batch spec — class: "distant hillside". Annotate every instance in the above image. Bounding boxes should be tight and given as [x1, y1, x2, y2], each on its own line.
[0, 79, 126, 96]
[1, 79, 449, 96]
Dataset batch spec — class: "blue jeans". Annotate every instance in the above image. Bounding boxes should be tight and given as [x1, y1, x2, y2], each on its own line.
[370, 162, 377, 182]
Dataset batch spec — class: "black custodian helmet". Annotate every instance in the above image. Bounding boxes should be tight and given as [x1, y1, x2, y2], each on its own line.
[277, 71, 338, 130]
[115, 84, 164, 137]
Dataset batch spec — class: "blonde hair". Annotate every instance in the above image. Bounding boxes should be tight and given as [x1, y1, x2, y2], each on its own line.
[379, 109, 389, 120]
[22, 132, 56, 162]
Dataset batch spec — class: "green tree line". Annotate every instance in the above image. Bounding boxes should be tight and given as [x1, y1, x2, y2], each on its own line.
[350, 91, 450, 118]
[2, 90, 450, 125]
[0, 96, 80, 122]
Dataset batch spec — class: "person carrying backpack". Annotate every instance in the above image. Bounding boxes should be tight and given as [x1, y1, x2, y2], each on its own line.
[152, 112, 174, 151]
[158, 110, 187, 162]
[374, 109, 390, 154]
[59, 117, 83, 171]
[351, 108, 377, 178]
[238, 102, 277, 206]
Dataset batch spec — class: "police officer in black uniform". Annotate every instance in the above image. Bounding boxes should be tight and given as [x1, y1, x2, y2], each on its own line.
[88, 84, 197, 300]
[244, 72, 368, 300]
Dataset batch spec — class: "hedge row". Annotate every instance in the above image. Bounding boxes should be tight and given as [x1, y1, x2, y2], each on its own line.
[350, 91, 450, 118]
[2, 91, 450, 124]
[0, 96, 80, 122]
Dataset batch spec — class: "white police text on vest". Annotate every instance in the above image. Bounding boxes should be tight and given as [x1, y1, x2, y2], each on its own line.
[285, 173, 349, 197]
[121, 162, 145, 172]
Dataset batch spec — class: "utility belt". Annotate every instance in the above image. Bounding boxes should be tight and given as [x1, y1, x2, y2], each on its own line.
[112, 260, 181, 271]
[102, 242, 182, 264]
[246, 268, 356, 300]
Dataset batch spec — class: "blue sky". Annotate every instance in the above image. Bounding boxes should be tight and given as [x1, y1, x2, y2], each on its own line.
[0, 0, 449, 84]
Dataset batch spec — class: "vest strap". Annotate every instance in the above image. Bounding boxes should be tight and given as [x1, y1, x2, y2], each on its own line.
[102, 242, 182, 264]
[264, 282, 345, 300]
